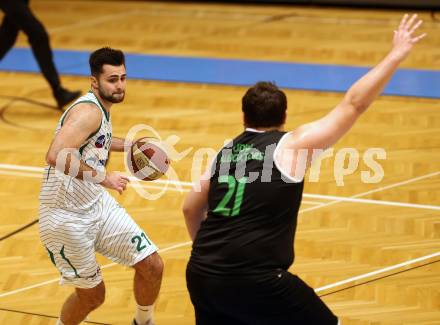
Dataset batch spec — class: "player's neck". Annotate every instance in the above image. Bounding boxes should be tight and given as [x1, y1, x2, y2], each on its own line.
[92, 90, 113, 113]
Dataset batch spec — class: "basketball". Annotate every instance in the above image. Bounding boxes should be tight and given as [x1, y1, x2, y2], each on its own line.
[127, 137, 170, 181]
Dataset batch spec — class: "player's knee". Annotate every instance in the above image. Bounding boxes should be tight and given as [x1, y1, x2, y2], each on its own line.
[136, 252, 164, 280]
[151, 253, 164, 279]
[147, 252, 164, 279]
[76, 282, 106, 310]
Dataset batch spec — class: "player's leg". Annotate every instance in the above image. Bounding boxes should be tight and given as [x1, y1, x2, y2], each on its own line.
[58, 281, 105, 325]
[0, 14, 19, 59]
[186, 266, 338, 325]
[39, 206, 104, 325]
[255, 271, 338, 325]
[132, 253, 163, 325]
[186, 265, 249, 325]
[95, 191, 162, 325]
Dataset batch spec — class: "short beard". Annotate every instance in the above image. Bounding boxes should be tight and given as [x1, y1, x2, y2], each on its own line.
[98, 88, 125, 103]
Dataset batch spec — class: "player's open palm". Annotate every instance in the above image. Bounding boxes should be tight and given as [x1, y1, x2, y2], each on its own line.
[391, 14, 426, 62]
[102, 172, 130, 194]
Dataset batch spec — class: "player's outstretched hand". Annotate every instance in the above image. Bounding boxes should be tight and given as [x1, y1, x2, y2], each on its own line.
[102, 172, 130, 194]
[391, 14, 426, 62]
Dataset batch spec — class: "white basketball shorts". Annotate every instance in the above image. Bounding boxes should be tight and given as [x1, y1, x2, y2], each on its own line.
[39, 190, 157, 289]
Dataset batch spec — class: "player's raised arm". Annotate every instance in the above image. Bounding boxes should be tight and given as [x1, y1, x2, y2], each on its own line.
[282, 14, 426, 170]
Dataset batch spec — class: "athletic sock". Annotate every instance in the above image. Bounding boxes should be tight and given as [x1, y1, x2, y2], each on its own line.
[135, 304, 154, 325]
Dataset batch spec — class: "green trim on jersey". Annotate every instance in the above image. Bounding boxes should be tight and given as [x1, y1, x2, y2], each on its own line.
[87, 90, 110, 122]
[79, 142, 88, 155]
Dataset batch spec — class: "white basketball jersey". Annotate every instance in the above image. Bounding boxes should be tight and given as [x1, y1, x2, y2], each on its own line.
[39, 91, 112, 211]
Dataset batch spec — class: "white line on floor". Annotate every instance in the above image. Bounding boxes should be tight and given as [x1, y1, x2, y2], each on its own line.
[1, 163, 437, 211]
[315, 251, 440, 293]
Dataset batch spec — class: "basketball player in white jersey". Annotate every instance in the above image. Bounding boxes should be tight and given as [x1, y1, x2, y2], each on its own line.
[39, 47, 162, 325]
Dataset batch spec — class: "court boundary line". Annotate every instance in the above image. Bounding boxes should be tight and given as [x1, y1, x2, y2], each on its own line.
[302, 192, 440, 211]
[315, 251, 440, 293]
[0, 163, 438, 211]
[318, 257, 440, 297]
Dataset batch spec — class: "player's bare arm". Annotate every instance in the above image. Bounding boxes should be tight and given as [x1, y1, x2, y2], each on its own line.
[277, 14, 426, 178]
[45, 104, 129, 194]
[183, 176, 210, 241]
[46, 103, 101, 177]
[110, 136, 132, 152]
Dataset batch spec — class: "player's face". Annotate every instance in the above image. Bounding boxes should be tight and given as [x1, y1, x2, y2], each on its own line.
[94, 64, 126, 103]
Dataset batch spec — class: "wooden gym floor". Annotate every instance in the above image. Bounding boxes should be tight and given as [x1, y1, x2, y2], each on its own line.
[0, 1, 439, 324]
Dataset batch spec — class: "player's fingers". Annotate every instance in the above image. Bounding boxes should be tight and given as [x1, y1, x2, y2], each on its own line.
[405, 14, 418, 30]
[399, 14, 409, 30]
[411, 33, 427, 43]
[121, 175, 131, 182]
[409, 19, 422, 35]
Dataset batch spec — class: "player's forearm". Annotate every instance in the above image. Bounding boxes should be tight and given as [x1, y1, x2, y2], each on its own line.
[343, 53, 402, 113]
[183, 209, 207, 241]
[76, 159, 106, 183]
[184, 216, 203, 242]
[111, 136, 132, 152]
[48, 149, 106, 183]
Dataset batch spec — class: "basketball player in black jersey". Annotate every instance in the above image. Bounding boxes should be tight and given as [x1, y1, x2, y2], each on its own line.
[183, 14, 425, 325]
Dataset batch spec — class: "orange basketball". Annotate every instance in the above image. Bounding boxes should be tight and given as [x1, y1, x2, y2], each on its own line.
[127, 138, 170, 181]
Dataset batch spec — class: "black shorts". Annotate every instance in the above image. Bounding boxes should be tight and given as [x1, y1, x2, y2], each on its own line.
[186, 266, 338, 325]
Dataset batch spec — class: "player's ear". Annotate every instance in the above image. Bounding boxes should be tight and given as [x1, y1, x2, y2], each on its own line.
[91, 75, 98, 89]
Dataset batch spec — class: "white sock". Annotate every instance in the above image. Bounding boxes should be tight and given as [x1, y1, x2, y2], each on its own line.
[56, 319, 65, 325]
[135, 304, 154, 325]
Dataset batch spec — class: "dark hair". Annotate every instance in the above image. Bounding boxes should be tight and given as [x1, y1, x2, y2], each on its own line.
[89, 47, 125, 76]
[242, 81, 287, 128]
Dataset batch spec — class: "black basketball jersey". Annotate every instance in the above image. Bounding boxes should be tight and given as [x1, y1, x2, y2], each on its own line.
[189, 129, 304, 276]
